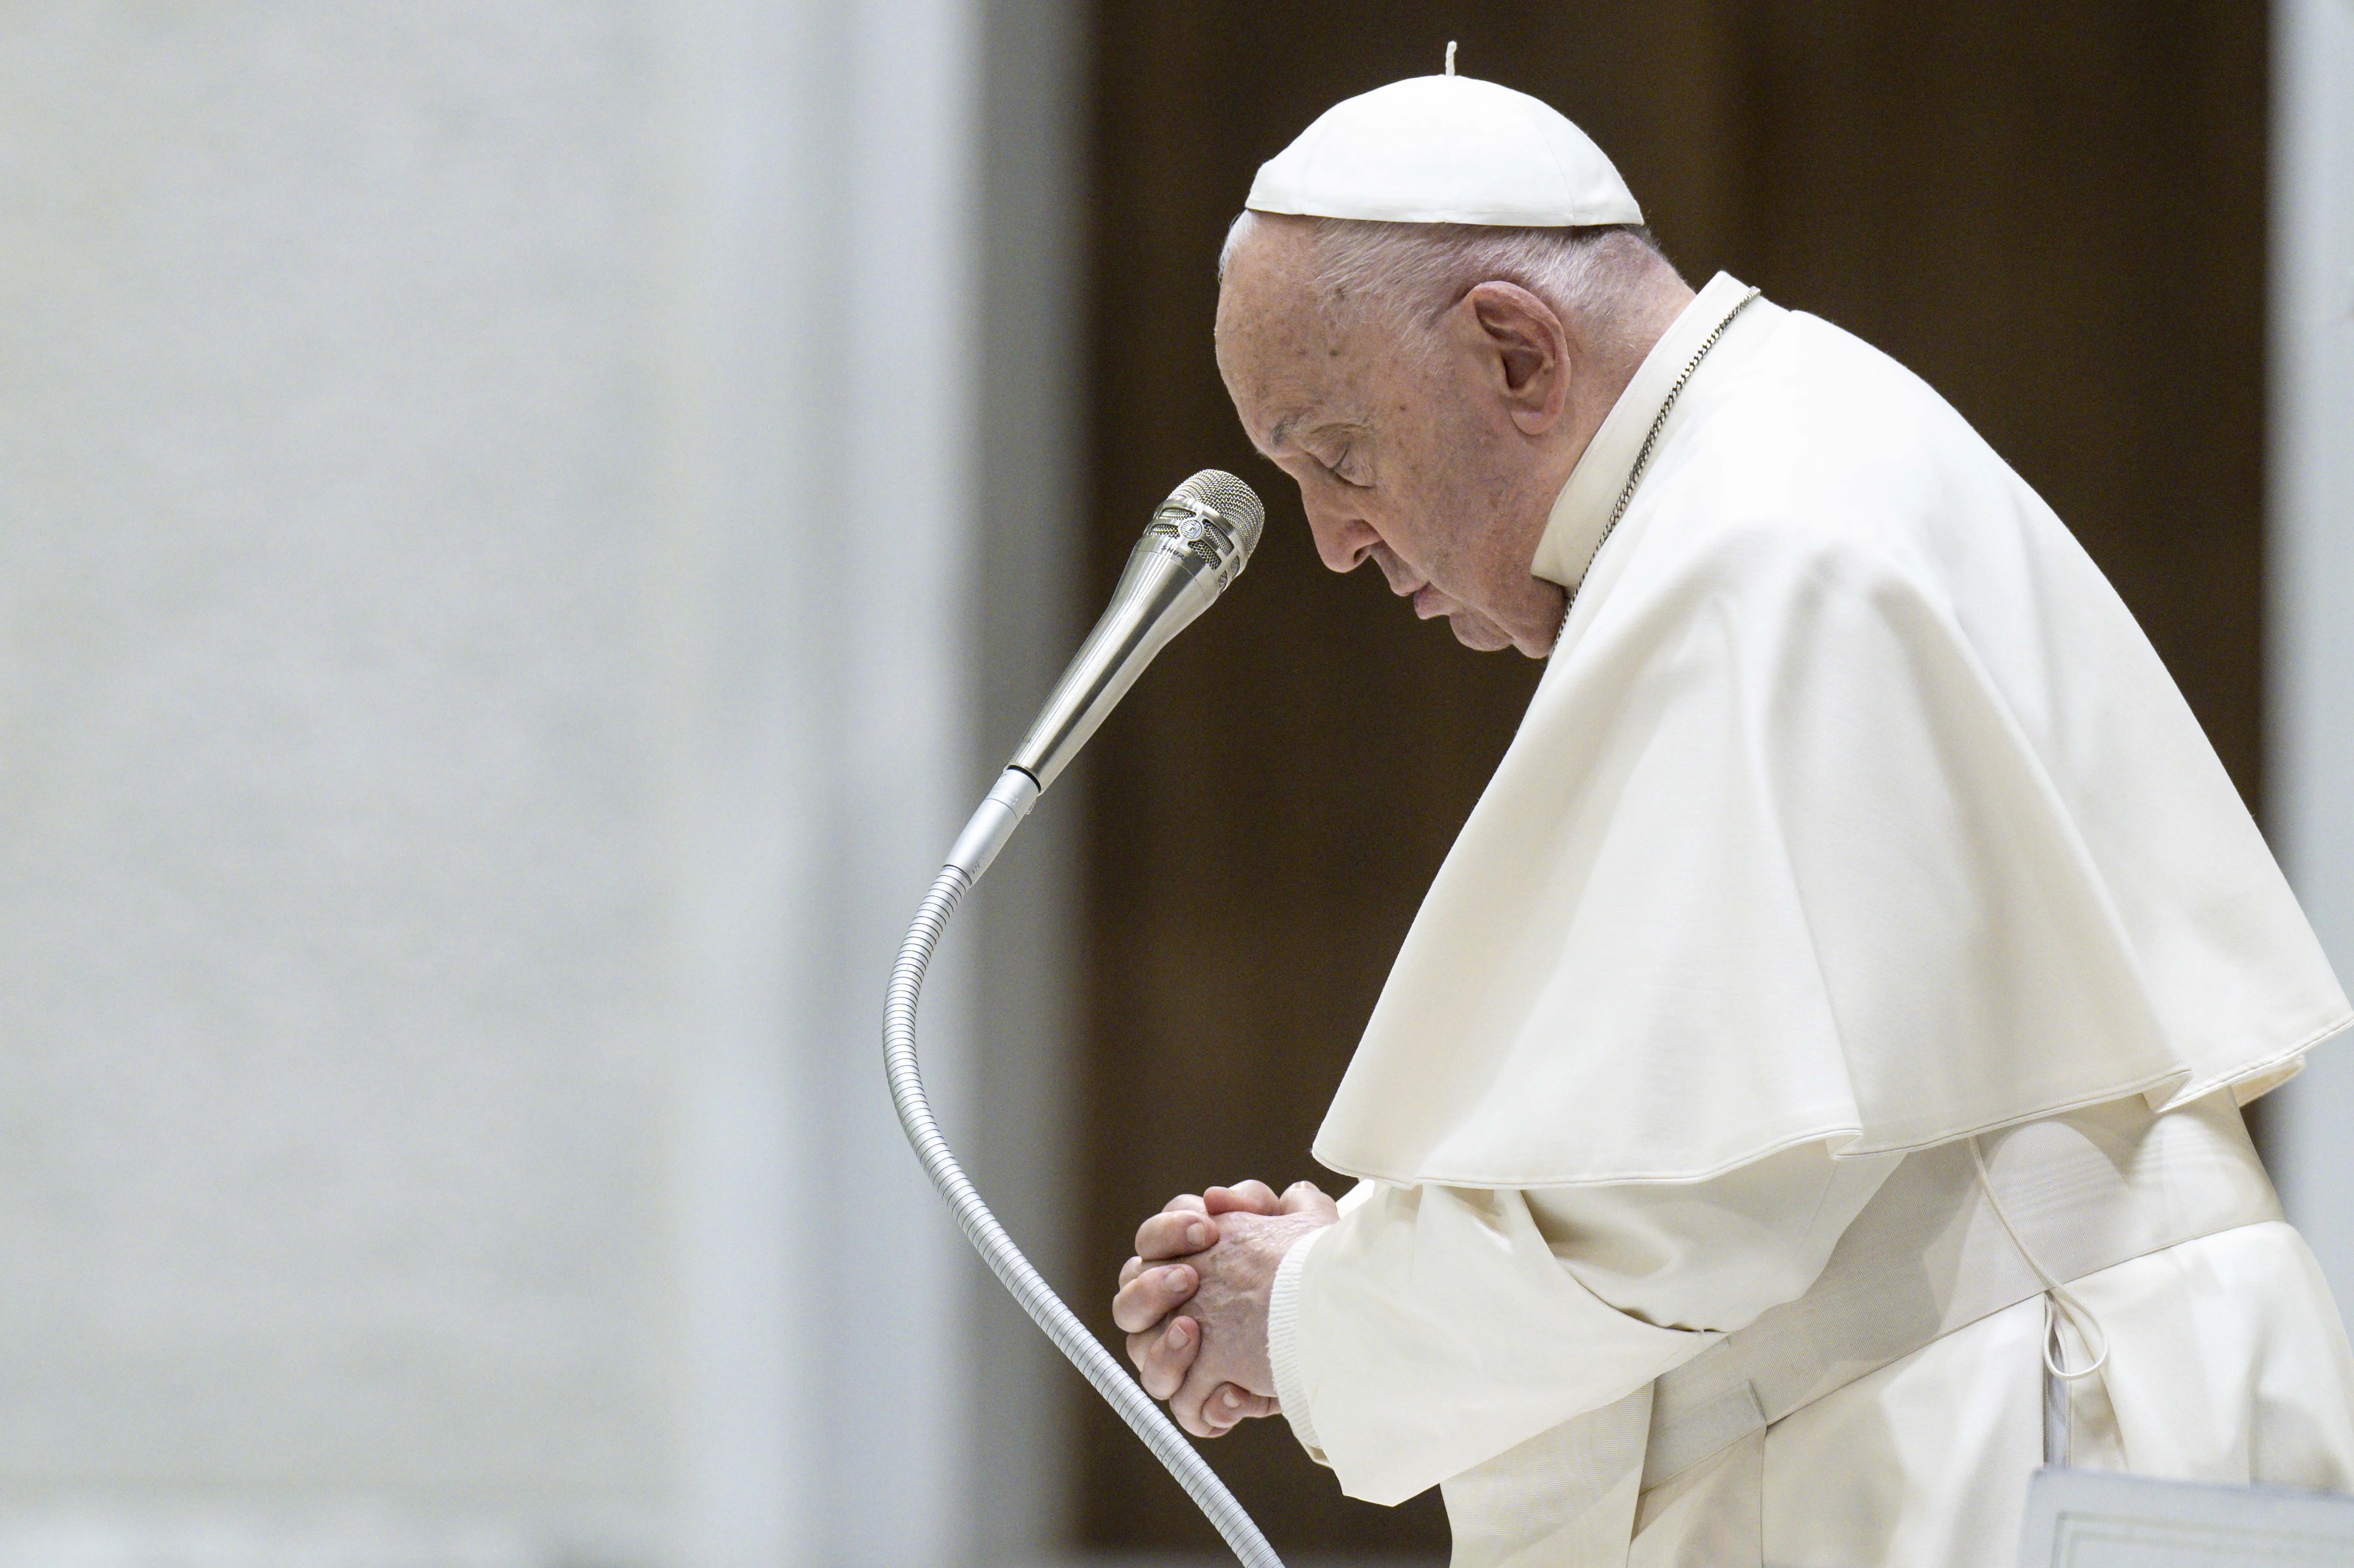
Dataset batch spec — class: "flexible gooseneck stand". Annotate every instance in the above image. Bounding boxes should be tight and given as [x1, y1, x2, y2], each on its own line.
[884, 471, 1279, 1564]
[885, 766, 1285, 1568]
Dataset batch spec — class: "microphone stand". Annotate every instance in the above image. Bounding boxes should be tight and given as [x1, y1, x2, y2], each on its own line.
[883, 473, 1283, 1567]
[885, 767, 1284, 1568]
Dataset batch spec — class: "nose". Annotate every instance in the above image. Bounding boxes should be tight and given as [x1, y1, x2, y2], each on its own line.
[1299, 490, 1380, 575]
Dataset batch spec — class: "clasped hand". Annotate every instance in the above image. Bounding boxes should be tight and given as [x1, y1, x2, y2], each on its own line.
[1110, 1178, 1337, 1438]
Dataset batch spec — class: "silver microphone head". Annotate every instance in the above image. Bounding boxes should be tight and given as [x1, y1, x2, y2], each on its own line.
[1007, 469, 1265, 790]
[1146, 468, 1265, 590]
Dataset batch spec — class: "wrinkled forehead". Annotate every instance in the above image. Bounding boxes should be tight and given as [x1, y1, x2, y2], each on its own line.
[1215, 235, 1372, 452]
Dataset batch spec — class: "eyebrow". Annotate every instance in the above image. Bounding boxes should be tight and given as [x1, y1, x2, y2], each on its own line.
[1263, 411, 1358, 459]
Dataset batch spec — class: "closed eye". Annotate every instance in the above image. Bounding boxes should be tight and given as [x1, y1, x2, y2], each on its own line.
[1321, 448, 1370, 489]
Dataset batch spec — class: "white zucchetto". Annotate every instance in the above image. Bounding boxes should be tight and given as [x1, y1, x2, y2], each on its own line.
[1245, 70, 1644, 229]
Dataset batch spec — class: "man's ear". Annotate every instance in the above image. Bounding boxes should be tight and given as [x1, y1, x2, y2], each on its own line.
[1460, 281, 1570, 435]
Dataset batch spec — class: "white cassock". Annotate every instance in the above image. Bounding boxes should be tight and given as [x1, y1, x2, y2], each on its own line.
[1262, 271, 2354, 1567]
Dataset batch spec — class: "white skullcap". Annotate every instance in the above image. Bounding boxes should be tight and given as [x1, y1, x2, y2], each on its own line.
[1246, 71, 1644, 229]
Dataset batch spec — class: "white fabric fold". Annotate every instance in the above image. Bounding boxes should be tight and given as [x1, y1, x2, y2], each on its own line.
[1405, 1094, 2354, 1566]
[1282, 1182, 1715, 1504]
[1313, 278, 2349, 1188]
[1278, 1140, 1891, 1503]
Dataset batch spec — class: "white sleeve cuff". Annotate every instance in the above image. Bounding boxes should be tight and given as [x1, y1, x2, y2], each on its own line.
[1267, 1222, 1330, 1463]
[1293, 1182, 1713, 1505]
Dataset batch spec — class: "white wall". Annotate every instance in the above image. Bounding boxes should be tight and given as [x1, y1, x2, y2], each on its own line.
[0, 3, 1083, 1564]
[2265, 0, 2354, 1313]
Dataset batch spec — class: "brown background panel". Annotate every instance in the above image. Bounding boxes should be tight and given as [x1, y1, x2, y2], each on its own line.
[1076, 1, 2266, 1553]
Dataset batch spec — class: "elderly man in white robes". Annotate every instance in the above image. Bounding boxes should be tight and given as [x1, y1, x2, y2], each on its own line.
[1109, 66, 2354, 1568]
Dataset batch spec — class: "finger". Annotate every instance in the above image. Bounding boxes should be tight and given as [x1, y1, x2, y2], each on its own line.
[1135, 1210, 1216, 1260]
[1130, 1314, 1200, 1400]
[1278, 1179, 1334, 1215]
[1171, 1361, 1264, 1438]
[1203, 1180, 1281, 1215]
[1118, 1254, 1146, 1291]
[1202, 1384, 1278, 1433]
[1112, 1261, 1197, 1335]
[1160, 1192, 1209, 1215]
[1125, 1322, 1184, 1395]
[1170, 1362, 1220, 1437]
[1111, 1262, 1198, 1335]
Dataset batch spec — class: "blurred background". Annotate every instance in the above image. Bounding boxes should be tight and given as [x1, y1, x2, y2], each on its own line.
[0, 2, 2346, 1565]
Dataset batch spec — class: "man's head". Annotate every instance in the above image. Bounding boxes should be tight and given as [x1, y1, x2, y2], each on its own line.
[1214, 211, 1691, 656]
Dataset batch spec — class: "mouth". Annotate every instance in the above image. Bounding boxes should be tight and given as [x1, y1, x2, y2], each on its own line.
[1372, 548, 1455, 620]
[1404, 582, 1455, 620]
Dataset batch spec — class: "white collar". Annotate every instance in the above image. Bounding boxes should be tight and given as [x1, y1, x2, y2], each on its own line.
[1530, 271, 1757, 591]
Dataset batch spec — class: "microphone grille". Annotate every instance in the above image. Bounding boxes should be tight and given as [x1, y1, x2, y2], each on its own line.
[1154, 469, 1266, 582]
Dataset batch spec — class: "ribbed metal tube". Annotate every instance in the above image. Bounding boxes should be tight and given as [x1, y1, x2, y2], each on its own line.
[885, 863, 1285, 1568]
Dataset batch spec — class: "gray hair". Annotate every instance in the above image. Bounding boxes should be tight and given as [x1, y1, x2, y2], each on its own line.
[1218, 210, 1674, 363]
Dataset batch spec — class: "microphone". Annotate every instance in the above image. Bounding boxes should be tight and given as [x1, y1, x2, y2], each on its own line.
[945, 468, 1265, 879]
[888, 465, 1285, 1568]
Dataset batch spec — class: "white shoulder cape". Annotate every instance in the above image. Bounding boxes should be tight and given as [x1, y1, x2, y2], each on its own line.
[1313, 279, 2350, 1188]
